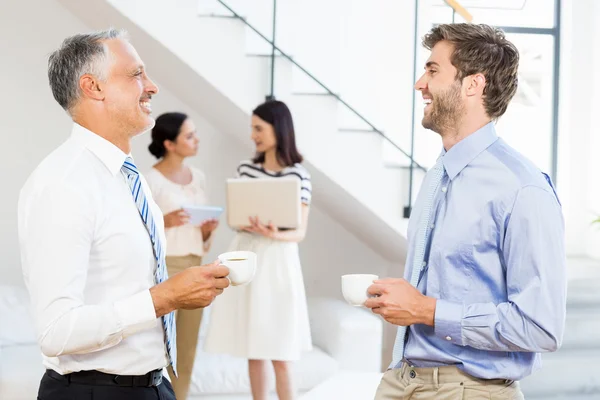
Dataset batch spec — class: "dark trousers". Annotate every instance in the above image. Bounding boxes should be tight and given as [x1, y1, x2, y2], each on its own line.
[37, 370, 176, 400]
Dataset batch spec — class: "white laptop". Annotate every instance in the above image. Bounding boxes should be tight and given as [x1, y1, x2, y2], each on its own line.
[226, 178, 302, 229]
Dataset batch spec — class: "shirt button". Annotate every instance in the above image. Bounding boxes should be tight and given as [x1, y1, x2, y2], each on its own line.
[441, 187, 447, 193]
[422, 261, 427, 267]
[445, 336, 452, 341]
[430, 223, 435, 229]
[409, 370, 416, 379]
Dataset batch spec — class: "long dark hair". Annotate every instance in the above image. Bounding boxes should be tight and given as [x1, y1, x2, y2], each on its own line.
[148, 112, 188, 158]
[252, 100, 303, 166]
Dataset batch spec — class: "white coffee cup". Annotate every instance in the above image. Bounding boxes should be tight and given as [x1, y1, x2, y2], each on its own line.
[341, 274, 379, 306]
[218, 251, 257, 286]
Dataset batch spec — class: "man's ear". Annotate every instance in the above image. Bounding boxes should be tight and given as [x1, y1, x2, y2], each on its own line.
[465, 73, 486, 97]
[79, 74, 105, 101]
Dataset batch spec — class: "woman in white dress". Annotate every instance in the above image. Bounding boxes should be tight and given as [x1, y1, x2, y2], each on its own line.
[204, 100, 312, 400]
[145, 112, 219, 400]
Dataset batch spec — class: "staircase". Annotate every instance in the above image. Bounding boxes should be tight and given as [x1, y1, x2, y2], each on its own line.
[521, 257, 600, 399]
[57, 0, 427, 263]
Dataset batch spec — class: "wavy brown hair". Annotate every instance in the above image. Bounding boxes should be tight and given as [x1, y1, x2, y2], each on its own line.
[423, 23, 519, 120]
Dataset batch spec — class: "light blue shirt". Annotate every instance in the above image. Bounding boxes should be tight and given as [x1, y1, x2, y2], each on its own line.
[401, 122, 567, 381]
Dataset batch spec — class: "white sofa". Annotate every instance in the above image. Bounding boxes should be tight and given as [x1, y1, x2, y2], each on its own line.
[0, 285, 382, 400]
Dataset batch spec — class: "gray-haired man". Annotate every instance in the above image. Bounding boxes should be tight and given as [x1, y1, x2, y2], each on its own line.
[18, 29, 230, 400]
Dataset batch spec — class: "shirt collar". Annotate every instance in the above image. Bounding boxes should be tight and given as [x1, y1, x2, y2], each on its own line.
[70, 123, 130, 176]
[441, 122, 499, 180]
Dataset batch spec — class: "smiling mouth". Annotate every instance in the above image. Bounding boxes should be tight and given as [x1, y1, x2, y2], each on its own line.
[140, 100, 152, 113]
[423, 98, 433, 111]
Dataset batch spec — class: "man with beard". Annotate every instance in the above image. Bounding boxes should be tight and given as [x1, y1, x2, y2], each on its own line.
[365, 23, 566, 399]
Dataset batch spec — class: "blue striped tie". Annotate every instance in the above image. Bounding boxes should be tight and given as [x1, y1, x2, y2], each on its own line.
[121, 157, 177, 375]
[390, 157, 444, 369]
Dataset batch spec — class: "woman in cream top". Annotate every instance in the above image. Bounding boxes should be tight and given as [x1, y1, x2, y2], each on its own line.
[145, 112, 218, 400]
[145, 166, 213, 256]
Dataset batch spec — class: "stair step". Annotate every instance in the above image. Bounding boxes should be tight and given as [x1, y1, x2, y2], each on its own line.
[520, 349, 600, 398]
[567, 280, 600, 308]
[562, 305, 600, 349]
[561, 258, 600, 350]
[528, 395, 600, 400]
[338, 128, 377, 133]
[197, 14, 238, 19]
[294, 92, 339, 96]
[523, 268, 600, 396]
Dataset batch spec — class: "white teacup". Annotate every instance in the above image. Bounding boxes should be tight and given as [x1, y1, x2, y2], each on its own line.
[341, 274, 379, 306]
[218, 251, 257, 286]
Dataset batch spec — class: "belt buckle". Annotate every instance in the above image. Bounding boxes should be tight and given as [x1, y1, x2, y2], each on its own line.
[113, 375, 124, 386]
[149, 371, 162, 387]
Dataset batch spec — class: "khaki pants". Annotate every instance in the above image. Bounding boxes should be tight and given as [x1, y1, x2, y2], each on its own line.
[375, 364, 525, 400]
[166, 254, 204, 400]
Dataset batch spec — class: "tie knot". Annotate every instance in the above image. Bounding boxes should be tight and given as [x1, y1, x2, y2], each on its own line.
[121, 157, 139, 177]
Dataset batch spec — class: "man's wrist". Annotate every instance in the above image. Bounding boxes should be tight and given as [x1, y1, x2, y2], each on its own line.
[419, 296, 437, 326]
[149, 281, 177, 318]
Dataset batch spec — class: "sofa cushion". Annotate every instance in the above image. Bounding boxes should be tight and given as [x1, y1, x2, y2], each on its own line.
[0, 285, 37, 346]
[189, 339, 338, 395]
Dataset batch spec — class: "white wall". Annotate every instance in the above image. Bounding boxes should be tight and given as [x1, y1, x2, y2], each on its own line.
[559, 0, 600, 258]
[0, 0, 89, 286]
[580, 0, 600, 259]
[0, 0, 397, 365]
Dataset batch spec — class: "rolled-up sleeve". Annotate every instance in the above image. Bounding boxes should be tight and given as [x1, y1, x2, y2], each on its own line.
[434, 185, 567, 352]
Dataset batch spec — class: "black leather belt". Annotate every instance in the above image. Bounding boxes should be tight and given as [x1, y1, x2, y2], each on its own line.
[46, 368, 163, 387]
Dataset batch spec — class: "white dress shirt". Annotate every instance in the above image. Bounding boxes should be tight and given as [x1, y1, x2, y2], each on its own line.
[145, 167, 211, 257]
[18, 123, 168, 375]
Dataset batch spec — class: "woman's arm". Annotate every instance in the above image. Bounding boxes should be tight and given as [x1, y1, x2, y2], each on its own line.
[271, 204, 310, 242]
[243, 204, 310, 243]
[201, 219, 219, 252]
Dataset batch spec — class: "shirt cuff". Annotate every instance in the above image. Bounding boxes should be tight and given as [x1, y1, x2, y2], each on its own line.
[434, 299, 465, 346]
[114, 290, 158, 338]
